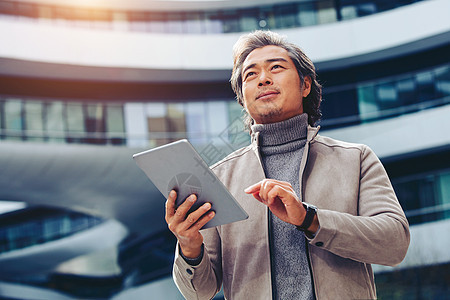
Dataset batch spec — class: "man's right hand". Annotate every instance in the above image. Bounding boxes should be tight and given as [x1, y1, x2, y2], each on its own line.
[165, 190, 215, 259]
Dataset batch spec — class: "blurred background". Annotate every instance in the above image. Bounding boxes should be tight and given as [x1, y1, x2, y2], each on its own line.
[0, 0, 449, 299]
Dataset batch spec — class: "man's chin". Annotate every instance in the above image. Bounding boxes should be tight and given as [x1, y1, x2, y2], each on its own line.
[253, 111, 284, 124]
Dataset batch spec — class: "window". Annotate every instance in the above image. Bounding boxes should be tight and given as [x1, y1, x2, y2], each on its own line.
[167, 13, 184, 33]
[205, 101, 229, 146]
[85, 103, 106, 144]
[0, 208, 104, 254]
[204, 12, 223, 33]
[0, 101, 3, 138]
[186, 102, 207, 144]
[65, 102, 85, 143]
[24, 101, 44, 141]
[393, 170, 450, 225]
[148, 12, 167, 33]
[17, 2, 35, 19]
[274, 3, 298, 28]
[73, 8, 92, 29]
[322, 88, 360, 125]
[357, 84, 378, 119]
[437, 173, 450, 220]
[222, 101, 249, 151]
[38, 6, 52, 19]
[112, 12, 128, 31]
[259, 7, 276, 30]
[166, 103, 186, 139]
[317, 0, 337, 24]
[106, 105, 125, 145]
[396, 78, 416, 106]
[130, 11, 148, 32]
[340, 0, 377, 20]
[185, 12, 204, 34]
[4, 99, 23, 140]
[240, 9, 258, 32]
[44, 101, 65, 143]
[222, 10, 240, 33]
[415, 71, 435, 101]
[435, 65, 450, 98]
[376, 82, 398, 109]
[297, 2, 318, 26]
[146, 103, 169, 147]
[340, 5, 358, 20]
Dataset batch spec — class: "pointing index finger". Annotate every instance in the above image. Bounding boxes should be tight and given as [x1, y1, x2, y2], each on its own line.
[244, 181, 262, 194]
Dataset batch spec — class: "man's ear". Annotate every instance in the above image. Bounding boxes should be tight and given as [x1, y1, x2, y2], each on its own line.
[302, 76, 312, 98]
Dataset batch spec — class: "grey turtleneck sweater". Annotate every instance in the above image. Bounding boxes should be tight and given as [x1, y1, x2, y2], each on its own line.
[251, 113, 314, 300]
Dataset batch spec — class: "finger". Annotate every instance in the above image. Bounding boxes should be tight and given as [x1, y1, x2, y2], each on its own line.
[267, 185, 288, 206]
[173, 194, 197, 222]
[244, 179, 288, 194]
[266, 180, 294, 193]
[192, 210, 216, 230]
[251, 191, 263, 203]
[267, 185, 300, 207]
[263, 179, 294, 190]
[260, 179, 275, 202]
[165, 190, 177, 223]
[267, 179, 290, 186]
[244, 181, 263, 194]
[180, 202, 213, 231]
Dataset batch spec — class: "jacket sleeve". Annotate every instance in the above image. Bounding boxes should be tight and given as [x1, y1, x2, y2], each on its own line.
[308, 145, 410, 266]
[173, 227, 222, 300]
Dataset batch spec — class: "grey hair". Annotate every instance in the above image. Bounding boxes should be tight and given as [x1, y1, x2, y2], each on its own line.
[230, 30, 322, 130]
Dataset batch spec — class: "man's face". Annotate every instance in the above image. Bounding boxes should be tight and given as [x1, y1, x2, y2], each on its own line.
[241, 45, 311, 125]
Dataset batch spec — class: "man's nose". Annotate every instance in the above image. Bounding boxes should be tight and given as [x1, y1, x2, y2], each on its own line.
[258, 71, 272, 86]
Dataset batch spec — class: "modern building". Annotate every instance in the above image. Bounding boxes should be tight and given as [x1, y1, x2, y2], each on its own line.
[0, 0, 449, 298]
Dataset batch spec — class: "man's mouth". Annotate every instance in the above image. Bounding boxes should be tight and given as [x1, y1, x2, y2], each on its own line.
[256, 90, 280, 100]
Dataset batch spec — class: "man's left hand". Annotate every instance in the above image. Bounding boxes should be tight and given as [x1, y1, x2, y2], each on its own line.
[244, 179, 306, 226]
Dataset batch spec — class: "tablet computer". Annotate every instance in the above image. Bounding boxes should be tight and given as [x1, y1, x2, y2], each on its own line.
[133, 139, 249, 229]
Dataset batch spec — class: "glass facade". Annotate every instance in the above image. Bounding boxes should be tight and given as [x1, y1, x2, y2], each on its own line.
[118, 230, 177, 287]
[393, 169, 450, 225]
[0, 207, 103, 254]
[375, 262, 450, 299]
[125, 100, 248, 165]
[357, 65, 450, 117]
[3, 98, 23, 140]
[0, 0, 425, 34]
[0, 98, 126, 145]
[1, 63, 449, 149]
[321, 63, 450, 127]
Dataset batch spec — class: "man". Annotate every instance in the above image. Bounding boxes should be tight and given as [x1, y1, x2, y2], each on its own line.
[165, 31, 410, 299]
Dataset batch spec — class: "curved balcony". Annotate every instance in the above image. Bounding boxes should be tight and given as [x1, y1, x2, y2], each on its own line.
[0, 0, 428, 34]
[0, 0, 448, 74]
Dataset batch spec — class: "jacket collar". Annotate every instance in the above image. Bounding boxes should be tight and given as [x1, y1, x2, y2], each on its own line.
[251, 125, 320, 147]
[307, 125, 320, 142]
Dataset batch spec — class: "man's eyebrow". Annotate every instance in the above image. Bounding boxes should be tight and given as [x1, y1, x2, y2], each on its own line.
[242, 57, 289, 75]
[266, 57, 288, 64]
[242, 63, 256, 76]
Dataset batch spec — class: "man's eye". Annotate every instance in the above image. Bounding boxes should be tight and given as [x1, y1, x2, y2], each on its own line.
[245, 72, 256, 79]
[272, 65, 283, 70]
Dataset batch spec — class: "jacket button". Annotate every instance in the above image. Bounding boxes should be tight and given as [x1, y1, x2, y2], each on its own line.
[315, 242, 324, 247]
[186, 269, 193, 275]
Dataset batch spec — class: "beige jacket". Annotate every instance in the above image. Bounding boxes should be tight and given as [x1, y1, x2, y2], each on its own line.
[173, 126, 410, 300]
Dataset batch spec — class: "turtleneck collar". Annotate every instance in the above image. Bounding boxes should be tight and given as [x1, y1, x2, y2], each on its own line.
[251, 113, 308, 155]
[251, 113, 308, 146]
